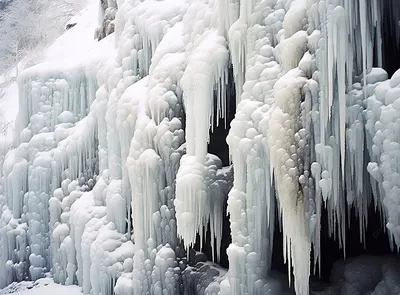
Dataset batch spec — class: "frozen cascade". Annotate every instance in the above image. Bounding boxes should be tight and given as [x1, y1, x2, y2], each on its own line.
[15, 64, 98, 145]
[225, 0, 400, 295]
[1, 0, 400, 295]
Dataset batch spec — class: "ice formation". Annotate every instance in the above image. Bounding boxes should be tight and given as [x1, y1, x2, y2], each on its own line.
[1, 0, 400, 295]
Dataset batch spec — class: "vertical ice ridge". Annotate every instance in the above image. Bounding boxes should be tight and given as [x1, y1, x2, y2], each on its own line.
[175, 0, 230, 258]
[224, 1, 286, 294]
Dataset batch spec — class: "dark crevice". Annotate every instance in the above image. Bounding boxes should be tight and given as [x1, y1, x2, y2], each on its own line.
[207, 65, 236, 166]
[316, 204, 392, 282]
[220, 202, 231, 268]
[271, 207, 286, 275]
[193, 198, 231, 269]
[379, 2, 400, 77]
[271, 199, 393, 284]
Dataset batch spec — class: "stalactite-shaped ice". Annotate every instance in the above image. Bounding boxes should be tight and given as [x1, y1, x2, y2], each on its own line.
[174, 0, 230, 260]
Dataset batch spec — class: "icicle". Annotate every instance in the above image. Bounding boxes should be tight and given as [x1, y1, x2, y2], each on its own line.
[332, 6, 347, 182]
[359, 0, 368, 94]
[176, 25, 229, 250]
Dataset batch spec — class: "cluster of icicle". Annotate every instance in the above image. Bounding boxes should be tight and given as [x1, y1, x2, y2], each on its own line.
[0, 0, 400, 295]
[224, 0, 400, 295]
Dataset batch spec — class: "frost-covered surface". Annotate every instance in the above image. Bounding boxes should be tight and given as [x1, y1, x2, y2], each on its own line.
[0, 278, 81, 295]
[1, 0, 400, 295]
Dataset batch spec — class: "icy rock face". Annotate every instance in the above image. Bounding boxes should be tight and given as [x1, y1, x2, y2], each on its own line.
[1, 0, 400, 295]
[96, 0, 118, 40]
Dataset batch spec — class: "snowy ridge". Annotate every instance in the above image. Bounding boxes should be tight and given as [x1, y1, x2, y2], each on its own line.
[0, 0, 400, 295]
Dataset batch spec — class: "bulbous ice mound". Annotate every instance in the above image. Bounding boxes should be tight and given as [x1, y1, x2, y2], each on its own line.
[1, 0, 400, 295]
[58, 111, 75, 124]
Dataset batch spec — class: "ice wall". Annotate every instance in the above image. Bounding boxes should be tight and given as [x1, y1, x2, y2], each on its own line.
[223, 1, 400, 294]
[1, 0, 400, 295]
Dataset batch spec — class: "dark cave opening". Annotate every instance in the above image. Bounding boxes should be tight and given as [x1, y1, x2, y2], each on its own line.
[270, 200, 394, 285]
[193, 195, 231, 268]
[378, 2, 400, 77]
[207, 65, 236, 167]
[316, 205, 393, 281]
[207, 118, 231, 167]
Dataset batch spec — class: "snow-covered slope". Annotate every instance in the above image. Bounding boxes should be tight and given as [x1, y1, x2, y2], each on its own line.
[1, 0, 400, 295]
[0, 278, 81, 295]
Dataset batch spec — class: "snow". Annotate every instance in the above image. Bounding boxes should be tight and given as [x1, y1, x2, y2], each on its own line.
[44, 0, 100, 64]
[0, 278, 81, 295]
[1, 0, 400, 295]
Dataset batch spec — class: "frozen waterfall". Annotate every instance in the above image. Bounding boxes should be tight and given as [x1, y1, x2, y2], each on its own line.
[1, 0, 400, 295]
